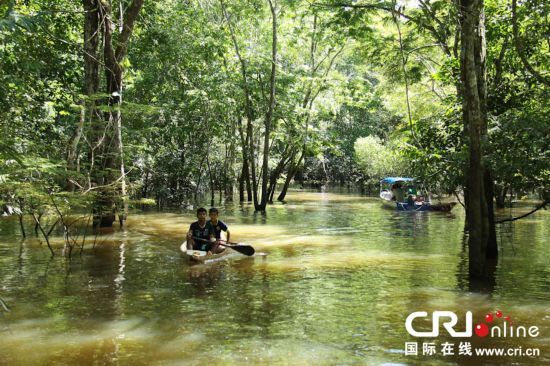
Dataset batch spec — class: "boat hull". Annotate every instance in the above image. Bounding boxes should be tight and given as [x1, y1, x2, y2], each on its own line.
[429, 202, 457, 212]
[180, 242, 229, 262]
[395, 202, 431, 211]
[381, 197, 456, 212]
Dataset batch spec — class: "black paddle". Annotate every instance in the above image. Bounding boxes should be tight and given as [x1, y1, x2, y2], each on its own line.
[191, 237, 255, 256]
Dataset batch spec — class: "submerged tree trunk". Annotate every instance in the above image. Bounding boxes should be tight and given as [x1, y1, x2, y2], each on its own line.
[458, 0, 497, 278]
[206, 151, 215, 207]
[221, 1, 254, 204]
[76, 0, 100, 193]
[267, 146, 293, 203]
[494, 184, 508, 209]
[93, 0, 144, 227]
[224, 135, 235, 202]
[244, 143, 252, 202]
[236, 117, 252, 203]
[18, 199, 25, 238]
[277, 151, 304, 202]
[274, 28, 344, 201]
[485, 170, 498, 259]
[277, 171, 293, 203]
[239, 169, 245, 202]
[221, 0, 278, 211]
[256, 0, 277, 212]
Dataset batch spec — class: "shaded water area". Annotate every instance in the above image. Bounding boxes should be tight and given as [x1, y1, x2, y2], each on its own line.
[0, 190, 549, 365]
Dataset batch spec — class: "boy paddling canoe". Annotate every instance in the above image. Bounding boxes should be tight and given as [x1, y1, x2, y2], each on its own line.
[186, 207, 226, 255]
[184, 207, 254, 260]
[186, 207, 217, 253]
[207, 207, 230, 245]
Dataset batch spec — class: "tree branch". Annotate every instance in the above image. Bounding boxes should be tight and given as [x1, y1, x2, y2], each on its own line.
[115, 0, 144, 61]
[32, 213, 55, 256]
[511, 0, 550, 87]
[0, 297, 10, 312]
[495, 201, 548, 224]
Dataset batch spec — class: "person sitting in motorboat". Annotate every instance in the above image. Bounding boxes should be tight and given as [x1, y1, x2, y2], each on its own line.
[407, 194, 416, 207]
[392, 183, 406, 202]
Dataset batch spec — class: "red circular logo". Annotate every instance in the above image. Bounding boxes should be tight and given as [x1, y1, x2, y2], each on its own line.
[474, 323, 489, 337]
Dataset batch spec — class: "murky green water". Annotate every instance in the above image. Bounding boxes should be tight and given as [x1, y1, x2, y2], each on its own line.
[0, 191, 548, 365]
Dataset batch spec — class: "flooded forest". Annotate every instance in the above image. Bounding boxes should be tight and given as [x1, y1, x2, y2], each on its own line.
[1, 0, 548, 365]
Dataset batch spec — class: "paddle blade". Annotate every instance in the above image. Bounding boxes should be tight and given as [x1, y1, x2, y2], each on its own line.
[227, 244, 255, 256]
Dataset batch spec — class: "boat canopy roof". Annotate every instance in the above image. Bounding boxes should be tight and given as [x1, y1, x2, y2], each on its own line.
[380, 177, 415, 184]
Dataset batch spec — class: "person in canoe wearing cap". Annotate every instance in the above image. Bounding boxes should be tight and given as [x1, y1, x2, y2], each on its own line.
[207, 207, 230, 251]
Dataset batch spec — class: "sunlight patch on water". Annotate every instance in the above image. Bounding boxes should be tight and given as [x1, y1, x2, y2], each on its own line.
[159, 339, 354, 366]
[252, 234, 348, 249]
[254, 250, 445, 272]
[153, 332, 206, 359]
[0, 317, 158, 364]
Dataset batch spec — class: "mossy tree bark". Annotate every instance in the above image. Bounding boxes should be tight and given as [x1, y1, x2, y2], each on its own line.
[458, 0, 497, 278]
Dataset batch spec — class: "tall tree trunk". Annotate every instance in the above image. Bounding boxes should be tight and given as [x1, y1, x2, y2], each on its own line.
[98, 0, 123, 226]
[257, 0, 277, 212]
[494, 184, 508, 208]
[239, 168, 245, 202]
[484, 170, 498, 258]
[221, 1, 254, 203]
[277, 151, 304, 202]
[245, 156, 252, 201]
[267, 146, 292, 203]
[237, 118, 252, 202]
[74, 0, 100, 193]
[206, 151, 215, 207]
[224, 135, 235, 202]
[277, 169, 294, 203]
[67, 106, 86, 191]
[459, 0, 496, 278]
[93, 0, 144, 227]
[249, 120, 259, 208]
[239, 158, 252, 202]
[392, 3, 415, 140]
[276, 40, 344, 199]
[475, 5, 497, 259]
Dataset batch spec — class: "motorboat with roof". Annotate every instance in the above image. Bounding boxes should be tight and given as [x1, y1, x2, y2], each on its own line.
[379, 177, 457, 212]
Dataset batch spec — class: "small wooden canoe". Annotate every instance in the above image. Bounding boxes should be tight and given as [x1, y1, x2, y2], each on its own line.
[429, 202, 457, 212]
[180, 241, 229, 263]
